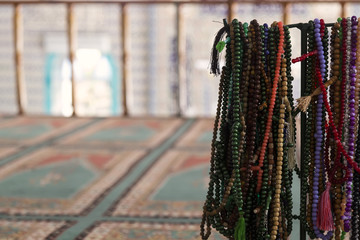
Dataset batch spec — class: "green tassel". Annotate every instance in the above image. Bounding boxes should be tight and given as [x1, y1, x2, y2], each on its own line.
[215, 37, 231, 53]
[234, 216, 246, 240]
[234, 221, 239, 239]
[216, 41, 226, 53]
[340, 231, 346, 240]
[239, 216, 246, 240]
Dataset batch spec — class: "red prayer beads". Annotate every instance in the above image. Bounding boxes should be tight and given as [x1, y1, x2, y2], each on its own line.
[291, 50, 318, 63]
[256, 21, 285, 193]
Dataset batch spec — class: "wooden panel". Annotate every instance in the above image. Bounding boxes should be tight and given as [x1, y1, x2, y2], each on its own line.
[121, 3, 128, 116]
[67, 3, 77, 116]
[14, 4, 26, 115]
[283, 2, 290, 24]
[228, 0, 235, 21]
[176, 3, 185, 115]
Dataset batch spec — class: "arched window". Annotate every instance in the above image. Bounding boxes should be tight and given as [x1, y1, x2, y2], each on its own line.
[44, 34, 120, 117]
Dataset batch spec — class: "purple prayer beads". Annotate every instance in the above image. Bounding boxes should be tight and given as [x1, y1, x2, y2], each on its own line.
[342, 16, 357, 232]
[312, 18, 333, 240]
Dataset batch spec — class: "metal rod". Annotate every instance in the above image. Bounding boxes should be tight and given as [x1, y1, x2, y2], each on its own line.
[121, 3, 128, 116]
[176, 3, 185, 116]
[14, 3, 26, 115]
[299, 22, 308, 240]
[287, 22, 309, 240]
[67, 3, 77, 116]
[286, 22, 334, 28]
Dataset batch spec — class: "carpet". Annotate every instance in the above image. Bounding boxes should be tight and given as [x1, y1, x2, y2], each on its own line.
[58, 118, 183, 149]
[80, 222, 227, 240]
[107, 149, 210, 218]
[0, 117, 91, 147]
[0, 220, 74, 239]
[0, 148, 144, 216]
[0, 117, 217, 239]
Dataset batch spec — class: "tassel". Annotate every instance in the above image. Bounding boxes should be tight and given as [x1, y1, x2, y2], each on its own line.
[216, 37, 230, 53]
[215, 41, 226, 53]
[295, 76, 338, 112]
[317, 182, 335, 231]
[234, 215, 246, 240]
[210, 20, 229, 76]
[295, 95, 312, 112]
[295, 87, 322, 112]
[285, 96, 296, 169]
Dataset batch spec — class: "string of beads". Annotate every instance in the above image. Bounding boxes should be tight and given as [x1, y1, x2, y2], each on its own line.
[202, 16, 360, 240]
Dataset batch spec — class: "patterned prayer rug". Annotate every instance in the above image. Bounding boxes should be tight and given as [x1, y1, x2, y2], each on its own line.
[0, 117, 90, 146]
[80, 222, 227, 240]
[0, 147, 17, 159]
[107, 149, 210, 218]
[0, 117, 220, 239]
[58, 118, 183, 149]
[0, 220, 74, 239]
[175, 118, 214, 149]
[0, 147, 145, 216]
